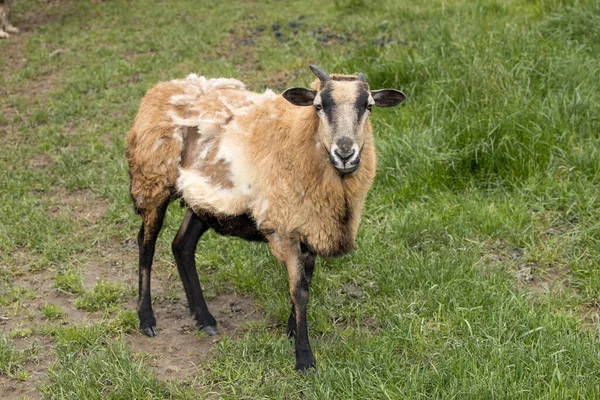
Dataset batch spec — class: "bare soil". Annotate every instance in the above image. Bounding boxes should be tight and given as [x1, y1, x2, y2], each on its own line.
[2, 233, 265, 399]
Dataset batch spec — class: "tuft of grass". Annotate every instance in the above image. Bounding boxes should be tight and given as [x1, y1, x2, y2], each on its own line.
[9, 327, 33, 339]
[106, 310, 138, 334]
[0, 286, 37, 308]
[74, 281, 133, 312]
[46, 323, 110, 354]
[0, 335, 34, 380]
[52, 269, 85, 295]
[41, 303, 65, 320]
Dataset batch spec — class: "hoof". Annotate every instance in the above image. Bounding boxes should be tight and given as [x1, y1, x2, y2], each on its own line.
[202, 325, 218, 336]
[141, 326, 158, 337]
[295, 360, 316, 373]
[0, 31, 9, 39]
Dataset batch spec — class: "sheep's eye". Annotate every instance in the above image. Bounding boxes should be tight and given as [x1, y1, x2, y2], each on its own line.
[367, 104, 373, 112]
[314, 104, 323, 111]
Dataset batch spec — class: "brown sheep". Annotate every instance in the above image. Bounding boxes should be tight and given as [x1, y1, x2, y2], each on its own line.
[126, 65, 406, 371]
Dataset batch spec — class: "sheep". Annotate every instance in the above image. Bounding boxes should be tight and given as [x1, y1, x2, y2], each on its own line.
[126, 65, 406, 371]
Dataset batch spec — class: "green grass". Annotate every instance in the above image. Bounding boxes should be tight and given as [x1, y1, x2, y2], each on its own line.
[52, 269, 85, 295]
[41, 303, 66, 320]
[1, 0, 600, 398]
[0, 336, 34, 380]
[40, 340, 196, 400]
[75, 281, 133, 312]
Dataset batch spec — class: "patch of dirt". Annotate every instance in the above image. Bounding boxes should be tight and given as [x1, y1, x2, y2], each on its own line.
[210, 15, 358, 88]
[526, 264, 570, 294]
[28, 153, 54, 171]
[45, 189, 108, 222]
[127, 292, 263, 380]
[478, 239, 570, 292]
[308, 24, 358, 46]
[214, 23, 260, 74]
[2, 232, 267, 397]
[581, 305, 600, 337]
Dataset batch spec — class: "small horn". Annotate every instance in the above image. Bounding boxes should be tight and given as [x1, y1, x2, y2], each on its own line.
[309, 65, 331, 82]
[357, 72, 366, 82]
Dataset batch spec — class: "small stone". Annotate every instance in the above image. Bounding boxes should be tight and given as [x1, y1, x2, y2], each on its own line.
[272, 23, 280, 31]
[342, 284, 362, 298]
[49, 49, 64, 57]
[230, 301, 243, 313]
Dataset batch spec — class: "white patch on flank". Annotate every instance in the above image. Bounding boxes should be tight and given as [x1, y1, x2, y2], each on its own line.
[217, 133, 256, 197]
[177, 168, 247, 215]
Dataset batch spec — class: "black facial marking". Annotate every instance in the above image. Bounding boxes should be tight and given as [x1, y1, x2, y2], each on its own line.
[318, 86, 335, 123]
[354, 89, 370, 122]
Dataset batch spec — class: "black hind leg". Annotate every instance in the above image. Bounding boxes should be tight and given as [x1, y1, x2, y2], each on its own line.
[172, 209, 217, 335]
[137, 200, 169, 337]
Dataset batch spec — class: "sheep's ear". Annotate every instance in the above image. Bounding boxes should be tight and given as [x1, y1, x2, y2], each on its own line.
[282, 87, 317, 106]
[371, 89, 406, 107]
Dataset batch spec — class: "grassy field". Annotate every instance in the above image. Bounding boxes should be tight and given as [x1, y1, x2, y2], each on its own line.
[1, 0, 600, 398]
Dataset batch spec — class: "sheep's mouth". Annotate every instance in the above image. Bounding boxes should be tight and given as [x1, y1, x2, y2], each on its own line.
[333, 162, 360, 175]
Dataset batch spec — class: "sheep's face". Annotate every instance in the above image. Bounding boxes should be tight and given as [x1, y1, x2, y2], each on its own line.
[283, 66, 406, 175]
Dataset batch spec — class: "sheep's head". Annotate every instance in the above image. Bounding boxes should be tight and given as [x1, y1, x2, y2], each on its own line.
[283, 65, 406, 175]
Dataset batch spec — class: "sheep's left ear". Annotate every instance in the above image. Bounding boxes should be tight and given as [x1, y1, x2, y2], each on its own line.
[371, 89, 406, 107]
[282, 87, 317, 106]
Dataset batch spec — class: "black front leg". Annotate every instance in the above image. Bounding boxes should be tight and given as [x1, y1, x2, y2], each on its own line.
[287, 247, 315, 338]
[290, 273, 315, 371]
[285, 249, 316, 371]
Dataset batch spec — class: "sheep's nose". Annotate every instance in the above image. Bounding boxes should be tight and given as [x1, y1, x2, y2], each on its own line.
[334, 148, 355, 163]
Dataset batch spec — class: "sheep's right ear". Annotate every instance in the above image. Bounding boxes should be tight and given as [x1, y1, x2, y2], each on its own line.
[282, 87, 317, 106]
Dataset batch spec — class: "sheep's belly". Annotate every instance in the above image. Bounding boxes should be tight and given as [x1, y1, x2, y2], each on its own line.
[200, 212, 266, 242]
